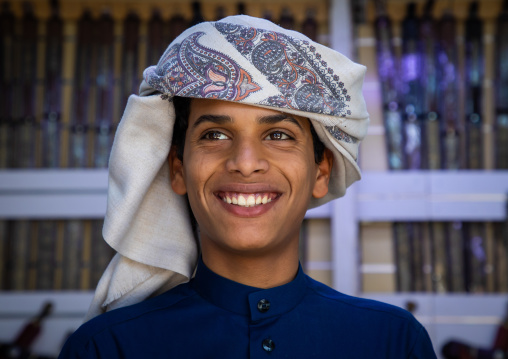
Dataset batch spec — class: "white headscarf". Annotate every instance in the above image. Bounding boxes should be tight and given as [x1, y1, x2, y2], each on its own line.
[85, 15, 369, 321]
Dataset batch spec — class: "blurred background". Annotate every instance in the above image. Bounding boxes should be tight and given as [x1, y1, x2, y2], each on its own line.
[0, 0, 507, 358]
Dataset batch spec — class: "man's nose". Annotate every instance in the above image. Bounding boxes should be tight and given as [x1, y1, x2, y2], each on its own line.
[225, 138, 269, 176]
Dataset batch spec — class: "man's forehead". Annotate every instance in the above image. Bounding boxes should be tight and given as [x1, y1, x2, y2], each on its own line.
[188, 98, 309, 129]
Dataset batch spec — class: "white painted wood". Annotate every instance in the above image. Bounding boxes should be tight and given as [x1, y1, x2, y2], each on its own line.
[0, 292, 93, 315]
[0, 170, 108, 191]
[0, 169, 108, 219]
[331, 183, 360, 295]
[428, 171, 508, 221]
[356, 171, 508, 221]
[329, 0, 353, 58]
[0, 193, 107, 219]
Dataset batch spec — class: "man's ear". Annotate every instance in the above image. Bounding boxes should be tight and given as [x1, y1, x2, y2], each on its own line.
[168, 146, 187, 195]
[312, 148, 333, 199]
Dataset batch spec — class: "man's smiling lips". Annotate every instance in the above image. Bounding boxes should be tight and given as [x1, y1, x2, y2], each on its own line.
[216, 192, 280, 207]
[213, 184, 282, 217]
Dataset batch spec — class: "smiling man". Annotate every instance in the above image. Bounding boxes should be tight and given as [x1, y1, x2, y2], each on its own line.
[59, 15, 436, 358]
[169, 98, 333, 289]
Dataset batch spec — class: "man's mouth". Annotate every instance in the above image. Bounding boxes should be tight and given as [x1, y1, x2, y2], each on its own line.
[216, 192, 280, 207]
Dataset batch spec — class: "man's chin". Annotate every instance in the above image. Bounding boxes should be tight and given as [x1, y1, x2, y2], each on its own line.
[203, 233, 289, 256]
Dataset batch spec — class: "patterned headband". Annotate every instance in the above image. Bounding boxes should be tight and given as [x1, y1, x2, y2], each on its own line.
[143, 18, 365, 148]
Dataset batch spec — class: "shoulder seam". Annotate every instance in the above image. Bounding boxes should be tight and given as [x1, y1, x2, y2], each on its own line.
[407, 323, 424, 357]
[83, 291, 200, 348]
[307, 282, 420, 329]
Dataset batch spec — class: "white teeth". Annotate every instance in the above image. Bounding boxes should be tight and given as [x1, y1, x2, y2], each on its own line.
[238, 196, 246, 206]
[246, 195, 256, 207]
[222, 193, 275, 207]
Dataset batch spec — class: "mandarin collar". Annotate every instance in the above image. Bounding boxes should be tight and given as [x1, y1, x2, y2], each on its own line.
[191, 258, 309, 321]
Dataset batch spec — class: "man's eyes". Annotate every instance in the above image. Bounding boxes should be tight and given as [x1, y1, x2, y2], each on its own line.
[202, 131, 229, 140]
[201, 130, 293, 141]
[264, 131, 293, 141]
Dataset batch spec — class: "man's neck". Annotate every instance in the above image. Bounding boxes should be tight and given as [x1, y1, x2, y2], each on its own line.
[201, 248, 300, 289]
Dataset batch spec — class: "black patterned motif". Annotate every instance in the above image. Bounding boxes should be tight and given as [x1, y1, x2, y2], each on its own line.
[252, 40, 285, 75]
[145, 32, 261, 101]
[325, 125, 358, 144]
[214, 22, 352, 119]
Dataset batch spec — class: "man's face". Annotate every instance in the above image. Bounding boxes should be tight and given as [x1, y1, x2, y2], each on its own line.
[170, 98, 331, 258]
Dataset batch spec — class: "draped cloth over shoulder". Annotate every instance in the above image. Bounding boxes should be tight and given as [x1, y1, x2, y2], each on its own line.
[86, 15, 369, 321]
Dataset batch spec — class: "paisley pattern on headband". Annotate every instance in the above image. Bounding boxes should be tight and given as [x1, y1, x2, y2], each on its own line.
[325, 125, 358, 144]
[145, 32, 261, 101]
[214, 22, 352, 118]
[144, 23, 356, 144]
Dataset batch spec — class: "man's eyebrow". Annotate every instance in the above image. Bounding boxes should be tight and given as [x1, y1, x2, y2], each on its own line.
[192, 114, 232, 128]
[257, 114, 303, 130]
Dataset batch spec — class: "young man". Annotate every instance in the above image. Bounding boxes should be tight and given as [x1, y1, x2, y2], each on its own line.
[59, 15, 437, 358]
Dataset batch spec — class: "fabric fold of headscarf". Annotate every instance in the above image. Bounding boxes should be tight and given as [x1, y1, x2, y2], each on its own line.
[86, 15, 369, 321]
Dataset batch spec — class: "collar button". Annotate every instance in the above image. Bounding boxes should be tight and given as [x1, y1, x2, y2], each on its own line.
[262, 338, 275, 352]
[257, 299, 270, 313]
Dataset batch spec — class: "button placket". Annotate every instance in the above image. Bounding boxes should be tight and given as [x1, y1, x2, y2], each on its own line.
[249, 294, 277, 355]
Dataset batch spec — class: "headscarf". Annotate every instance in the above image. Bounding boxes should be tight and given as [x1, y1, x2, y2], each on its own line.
[85, 15, 369, 321]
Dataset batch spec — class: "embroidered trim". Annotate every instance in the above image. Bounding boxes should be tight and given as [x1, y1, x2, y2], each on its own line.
[214, 22, 351, 118]
[145, 32, 261, 101]
[325, 125, 358, 144]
